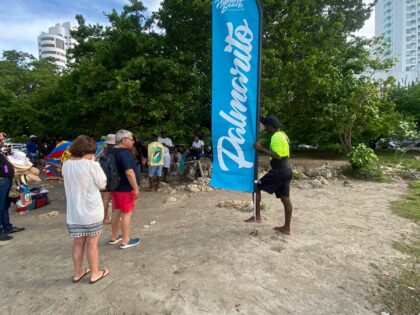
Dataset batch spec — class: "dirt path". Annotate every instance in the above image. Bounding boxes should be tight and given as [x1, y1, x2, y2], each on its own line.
[0, 178, 417, 314]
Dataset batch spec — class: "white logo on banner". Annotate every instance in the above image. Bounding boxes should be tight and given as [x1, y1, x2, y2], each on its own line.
[217, 19, 254, 171]
[215, 0, 245, 14]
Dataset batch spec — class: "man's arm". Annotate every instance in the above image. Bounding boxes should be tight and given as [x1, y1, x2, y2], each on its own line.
[254, 142, 282, 160]
[125, 169, 140, 199]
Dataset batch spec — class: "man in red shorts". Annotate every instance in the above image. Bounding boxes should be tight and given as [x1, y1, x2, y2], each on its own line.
[109, 130, 141, 249]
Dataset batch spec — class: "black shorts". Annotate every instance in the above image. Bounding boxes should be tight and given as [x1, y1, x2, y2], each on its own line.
[257, 168, 292, 198]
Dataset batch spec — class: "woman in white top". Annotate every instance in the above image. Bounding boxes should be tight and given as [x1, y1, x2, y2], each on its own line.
[62, 135, 109, 284]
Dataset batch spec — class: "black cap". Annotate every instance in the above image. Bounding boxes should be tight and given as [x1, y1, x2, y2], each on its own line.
[260, 116, 282, 128]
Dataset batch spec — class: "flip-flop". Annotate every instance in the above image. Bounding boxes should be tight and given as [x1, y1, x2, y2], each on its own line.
[89, 269, 109, 284]
[72, 268, 90, 283]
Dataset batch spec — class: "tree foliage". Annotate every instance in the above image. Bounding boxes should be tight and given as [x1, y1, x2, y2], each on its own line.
[0, 0, 412, 152]
[389, 84, 420, 129]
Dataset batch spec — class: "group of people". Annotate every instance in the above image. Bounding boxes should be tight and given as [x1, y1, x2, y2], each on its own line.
[1, 115, 294, 285]
[62, 129, 209, 284]
[63, 130, 141, 283]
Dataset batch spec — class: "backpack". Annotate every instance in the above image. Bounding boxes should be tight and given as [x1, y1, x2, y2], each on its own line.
[99, 150, 121, 191]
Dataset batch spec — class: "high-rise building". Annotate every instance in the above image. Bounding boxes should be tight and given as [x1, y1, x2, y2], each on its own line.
[375, 0, 420, 84]
[37, 22, 77, 69]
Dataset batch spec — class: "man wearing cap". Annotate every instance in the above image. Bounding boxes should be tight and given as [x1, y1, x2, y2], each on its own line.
[0, 133, 25, 241]
[244, 116, 294, 235]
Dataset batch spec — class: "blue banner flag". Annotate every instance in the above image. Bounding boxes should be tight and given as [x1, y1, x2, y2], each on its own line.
[210, 0, 262, 192]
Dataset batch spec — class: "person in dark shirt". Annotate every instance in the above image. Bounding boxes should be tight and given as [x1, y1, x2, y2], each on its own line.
[0, 132, 24, 241]
[26, 135, 40, 166]
[108, 130, 141, 249]
[244, 117, 293, 235]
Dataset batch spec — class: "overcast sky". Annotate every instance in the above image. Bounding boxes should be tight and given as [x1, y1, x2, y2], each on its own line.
[0, 0, 376, 59]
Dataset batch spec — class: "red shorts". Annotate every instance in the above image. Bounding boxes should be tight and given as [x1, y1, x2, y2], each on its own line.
[111, 191, 135, 213]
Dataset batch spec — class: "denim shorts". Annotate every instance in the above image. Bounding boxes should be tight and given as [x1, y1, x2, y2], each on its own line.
[148, 165, 163, 177]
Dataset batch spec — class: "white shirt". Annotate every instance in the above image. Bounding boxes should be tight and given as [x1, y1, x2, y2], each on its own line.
[158, 137, 173, 148]
[62, 159, 107, 225]
[192, 140, 204, 153]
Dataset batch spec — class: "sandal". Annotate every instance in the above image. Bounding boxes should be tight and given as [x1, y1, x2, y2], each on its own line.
[72, 268, 90, 283]
[89, 269, 109, 284]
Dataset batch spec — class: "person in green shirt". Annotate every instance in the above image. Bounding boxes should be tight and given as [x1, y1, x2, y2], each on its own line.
[244, 116, 293, 235]
[148, 134, 164, 191]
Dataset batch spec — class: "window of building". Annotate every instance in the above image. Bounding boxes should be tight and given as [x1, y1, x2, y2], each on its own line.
[41, 43, 55, 48]
[55, 38, 65, 50]
[41, 37, 55, 41]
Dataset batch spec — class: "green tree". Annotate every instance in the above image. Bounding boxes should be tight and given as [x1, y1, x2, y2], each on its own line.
[0, 50, 59, 137]
[389, 84, 420, 129]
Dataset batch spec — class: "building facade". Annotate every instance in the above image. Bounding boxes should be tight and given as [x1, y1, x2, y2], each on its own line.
[37, 22, 77, 69]
[375, 0, 420, 84]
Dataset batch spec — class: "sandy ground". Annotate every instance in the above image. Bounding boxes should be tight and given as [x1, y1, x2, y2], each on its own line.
[0, 175, 418, 315]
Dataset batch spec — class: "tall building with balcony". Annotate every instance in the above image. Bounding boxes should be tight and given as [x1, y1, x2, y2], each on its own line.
[375, 0, 420, 84]
[37, 22, 77, 69]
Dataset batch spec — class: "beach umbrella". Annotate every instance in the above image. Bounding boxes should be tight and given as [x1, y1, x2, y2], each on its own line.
[43, 141, 105, 180]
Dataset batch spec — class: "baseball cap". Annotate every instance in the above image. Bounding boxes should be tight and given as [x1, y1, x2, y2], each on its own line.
[105, 134, 116, 145]
[260, 116, 282, 128]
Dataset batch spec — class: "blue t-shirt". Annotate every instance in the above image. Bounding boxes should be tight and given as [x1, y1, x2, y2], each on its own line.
[112, 148, 140, 192]
[26, 141, 39, 154]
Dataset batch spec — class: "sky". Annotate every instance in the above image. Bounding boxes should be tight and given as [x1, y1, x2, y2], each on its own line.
[0, 0, 162, 58]
[0, 0, 375, 59]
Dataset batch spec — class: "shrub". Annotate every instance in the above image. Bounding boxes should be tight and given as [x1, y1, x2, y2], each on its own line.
[348, 144, 379, 169]
[348, 144, 386, 181]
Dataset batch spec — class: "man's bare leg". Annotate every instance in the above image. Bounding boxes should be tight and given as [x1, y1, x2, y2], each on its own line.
[121, 212, 132, 245]
[111, 209, 121, 240]
[273, 196, 293, 235]
[101, 192, 111, 224]
[244, 189, 262, 223]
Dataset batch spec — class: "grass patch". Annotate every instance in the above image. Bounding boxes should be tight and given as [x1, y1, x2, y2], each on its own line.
[374, 180, 420, 313]
[377, 263, 420, 315]
[393, 241, 420, 261]
[377, 149, 420, 170]
[392, 180, 420, 222]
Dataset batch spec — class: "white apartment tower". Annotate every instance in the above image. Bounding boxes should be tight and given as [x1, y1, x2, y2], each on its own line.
[375, 0, 420, 84]
[37, 22, 77, 69]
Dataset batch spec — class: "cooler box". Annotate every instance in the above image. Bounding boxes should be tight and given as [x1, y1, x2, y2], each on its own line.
[16, 188, 49, 212]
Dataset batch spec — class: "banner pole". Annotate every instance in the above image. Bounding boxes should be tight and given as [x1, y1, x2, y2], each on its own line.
[252, 0, 263, 235]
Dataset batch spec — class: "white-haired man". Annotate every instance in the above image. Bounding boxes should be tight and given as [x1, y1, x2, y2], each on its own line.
[108, 130, 141, 249]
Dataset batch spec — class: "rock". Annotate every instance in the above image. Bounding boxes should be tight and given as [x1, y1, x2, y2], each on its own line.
[185, 184, 200, 193]
[414, 156, 420, 161]
[160, 181, 169, 187]
[343, 180, 353, 188]
[309, 179, 323, 188]
[316, 176, 329, 185]
[296, 181, 311, 189]
[292, 169, 307, 180]
[176, 185, 186, 191]
[407, 169, 420, 180]
[165, 196, 178, 203]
